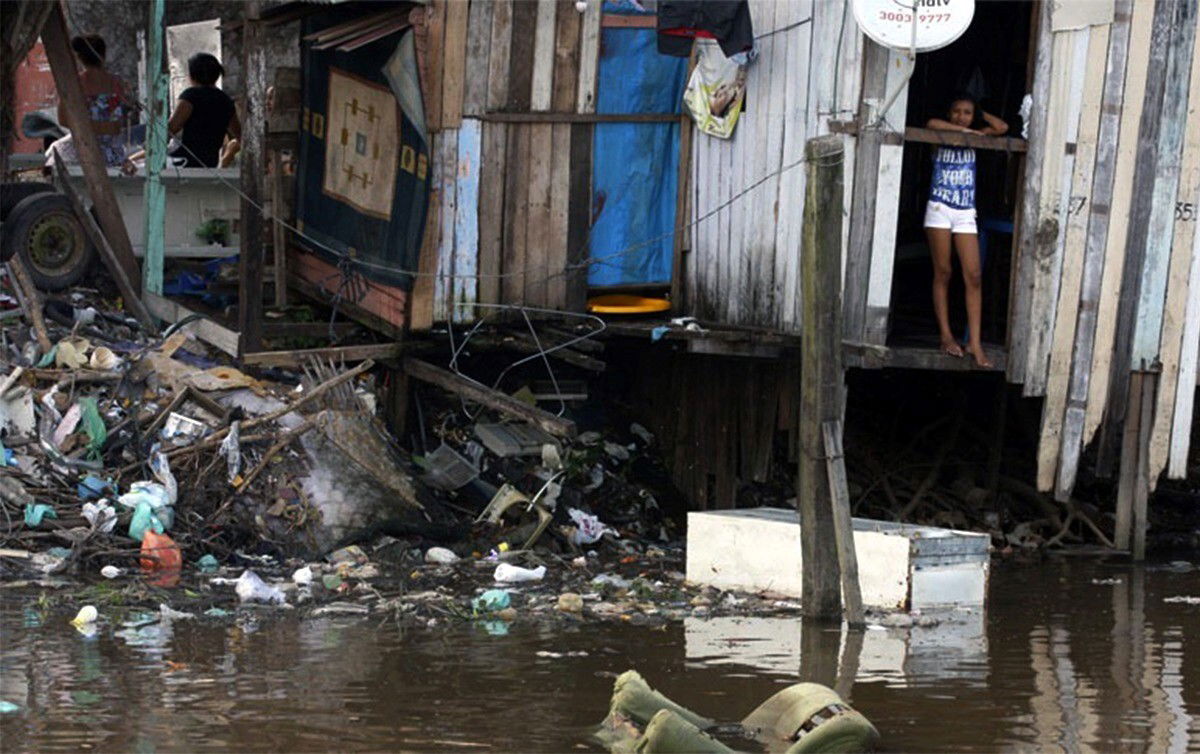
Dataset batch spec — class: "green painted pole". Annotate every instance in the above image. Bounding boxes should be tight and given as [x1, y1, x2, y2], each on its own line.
[142, 0, 167, 295]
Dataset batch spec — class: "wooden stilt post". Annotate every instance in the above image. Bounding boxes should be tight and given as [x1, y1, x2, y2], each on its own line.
[41, 3, 141, 293]
[798, 135, 846, 619]
[238, 0, 266, 355]
[823, 420, 865, 626]
[1114, 371, 1155, 560]
[1132, 372, 1155, 561]
[1114, 372, 1140, 550]
[142, 0, 167, 296]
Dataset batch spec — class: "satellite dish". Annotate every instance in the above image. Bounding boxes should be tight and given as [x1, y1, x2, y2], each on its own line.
[851, 0, 975, 53]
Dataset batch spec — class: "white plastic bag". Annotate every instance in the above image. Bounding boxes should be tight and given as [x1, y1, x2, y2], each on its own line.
[684, 39, 748, 139]
[493, 563, 546, 583]
[235, 569, 287, 605]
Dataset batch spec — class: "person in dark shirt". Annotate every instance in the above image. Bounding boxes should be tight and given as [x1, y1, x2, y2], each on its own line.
[169, 53, 239, 167]
[124, 53, 240, 171]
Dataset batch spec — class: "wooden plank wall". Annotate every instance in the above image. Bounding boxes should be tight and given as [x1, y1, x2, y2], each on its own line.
[631, 348, 799, 511]
[411, 0, 595, 326]
[1019, 0, 1200, 496]
[686, 0, 862, 332]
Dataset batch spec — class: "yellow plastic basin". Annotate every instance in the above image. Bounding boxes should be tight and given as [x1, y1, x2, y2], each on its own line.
[587, 294, 671, 314]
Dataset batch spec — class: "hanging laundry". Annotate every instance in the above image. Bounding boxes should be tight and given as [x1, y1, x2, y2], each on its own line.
[683, 40, 747, 139]
[657, 0, 754, 59]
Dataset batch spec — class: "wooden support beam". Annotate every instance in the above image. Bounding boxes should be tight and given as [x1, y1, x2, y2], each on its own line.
[823, 420, 864, 626]
[142, 0, 167, 296]
[241, 342, 403, 368]
[403, 356, 577, 438]
[40, 3, 141, 293]
[53, 152, 158, 332]
[238, 0, 267, 355]
[5, 260, 52, 353]
[829, 120, 1028, 152]
[798, 135, 845, 619]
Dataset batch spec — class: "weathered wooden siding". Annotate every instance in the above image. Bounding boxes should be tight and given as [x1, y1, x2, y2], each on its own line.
[411, 0, 595, 325]
[687, 0, 862, 332]
[1020, 0, 1200, 495]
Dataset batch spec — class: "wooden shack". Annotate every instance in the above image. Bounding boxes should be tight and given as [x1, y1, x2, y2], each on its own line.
[241, 0, 1198, 546]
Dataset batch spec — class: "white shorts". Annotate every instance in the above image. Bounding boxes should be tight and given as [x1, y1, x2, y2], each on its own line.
[924, 201, 977, 234]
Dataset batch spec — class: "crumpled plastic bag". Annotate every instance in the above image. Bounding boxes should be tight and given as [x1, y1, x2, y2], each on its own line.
[78, 398, 106, 460]
[54, 338, 91, 369]
[472, 589, 511, 612]
[683, 40, 748, 139]
[24, 503, 57, 527]
[119, 446, 178, 541]
[82, 500, 117, 533]
[567, 508, 616, 545]
[220, 421, 241, 484]
[493, 563, 546, 583]
[235, 569, 287, 605]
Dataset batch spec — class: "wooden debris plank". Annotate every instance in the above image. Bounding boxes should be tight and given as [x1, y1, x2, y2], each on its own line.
[754, 0, 786, 329]
[485, 0, 513, 112]
[41, 6, 141, 292]
[548, 123, 571, 309]
[403, 357, 577, 438]
[1007, 0, 1054, 384]
[726, 61, 749, 325]
[409, 133, 442, 331]
[242, 343, 403, 368]
[462, 0, 494, 117]
[1056, 0, 1136, 497]
[530, 0, 558, 112]
[565, 123, 592, 311]
[144, 293, 239, 358]
[506, 0, 538, 111]
[576, 0, 602, 113]
[441, 0, 469, 128]
[478, 122, 507, 305]
[433, 129, 457, 322]
[1168, 222, 1200, 477]
[864, 48, 911, 344]
[502, 125, 530, 303]
[823, 420, 865, 626]
[1084, 0, 1156, 440]
[1024, 28, 1090, 396]
[1037, 24, 1110, 494]
[552, 0, 582, 113]
[1131, 3, 1198, 369]
[1148, 15, 1200, 484]
[842, 39, 889, 348]
[453, 118, 482, 323]
[424, 0, 446, 132]
[525, 122, 554, 307]
[774, 0, 811, 332]
[1097, 0, 1180, 464]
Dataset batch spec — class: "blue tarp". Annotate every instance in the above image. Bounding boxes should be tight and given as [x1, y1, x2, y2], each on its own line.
[588, 20, 687, 286]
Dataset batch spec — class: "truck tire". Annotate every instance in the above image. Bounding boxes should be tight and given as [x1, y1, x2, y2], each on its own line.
[1, 192, 96, 291]
[0, 181, 56, 221]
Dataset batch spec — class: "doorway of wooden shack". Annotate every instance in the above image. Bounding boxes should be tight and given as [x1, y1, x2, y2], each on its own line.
[886, 0, 1035, 353]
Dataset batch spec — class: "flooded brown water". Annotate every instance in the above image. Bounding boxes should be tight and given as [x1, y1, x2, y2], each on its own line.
[2, 557, 1198, 753]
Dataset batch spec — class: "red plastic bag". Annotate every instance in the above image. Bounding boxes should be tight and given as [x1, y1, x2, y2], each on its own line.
[140, 531, 181, 586]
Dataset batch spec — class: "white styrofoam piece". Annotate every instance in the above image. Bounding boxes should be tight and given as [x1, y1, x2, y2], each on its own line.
[686, 507, 989, 611]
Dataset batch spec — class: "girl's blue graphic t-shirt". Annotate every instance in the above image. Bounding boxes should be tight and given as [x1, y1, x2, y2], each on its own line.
[929, 146, 976, 210]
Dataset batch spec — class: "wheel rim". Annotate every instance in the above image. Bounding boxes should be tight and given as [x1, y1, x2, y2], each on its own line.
[25, 210, 84, 273]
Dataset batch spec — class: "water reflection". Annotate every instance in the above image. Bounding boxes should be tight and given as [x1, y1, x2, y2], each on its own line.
[0, 560, 1197, 752]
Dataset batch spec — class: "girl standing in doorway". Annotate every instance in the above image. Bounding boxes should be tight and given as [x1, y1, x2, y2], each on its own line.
[924, 92, 1007, 368]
